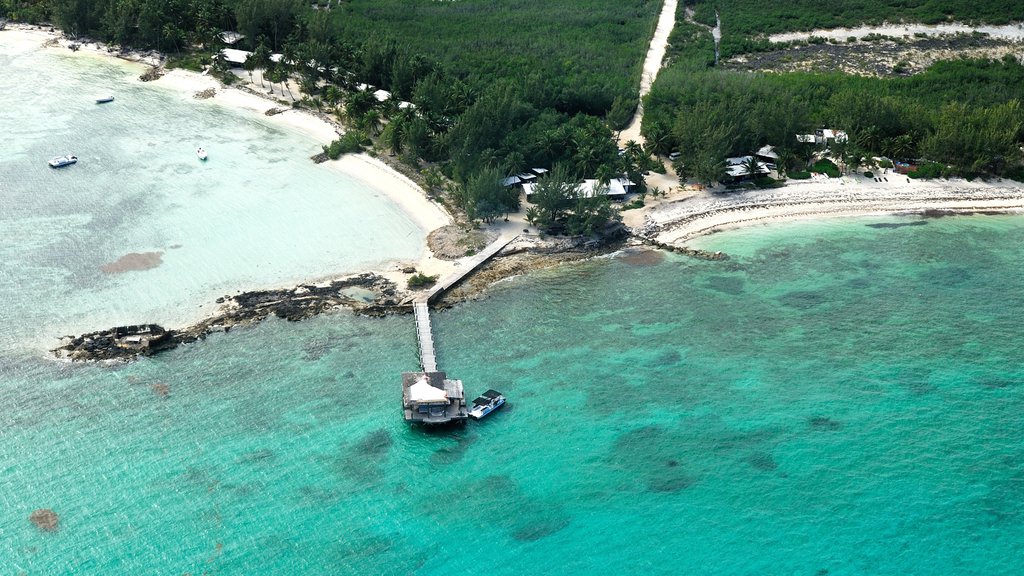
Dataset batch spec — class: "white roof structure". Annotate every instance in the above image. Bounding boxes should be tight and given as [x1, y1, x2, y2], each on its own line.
[219, 31, 245, 45]
[578, 179, 629, 198]
[796, 134, 816, 143]
[822, 129, 848, 142]
[409, 376, 448, 403]
[356, 83, 373, 91]
[756, 145, 779, 159]
[220, 48, 251, 65]
[373, 89, 392, 102]
[501, 176, 521, 187]
[398, 101, 415, 109]
[725, 156, 772, 178]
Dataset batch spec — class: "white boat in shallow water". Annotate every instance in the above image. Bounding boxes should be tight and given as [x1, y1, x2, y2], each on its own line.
[197, 147, 208, 161]
[468, 389, 506, 420]
[95, 96, 114, 104]
[48, 155, 78, 168]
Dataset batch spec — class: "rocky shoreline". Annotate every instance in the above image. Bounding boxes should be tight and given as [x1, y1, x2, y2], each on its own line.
[52, 238, 620, 362]
[53, 273, 405, 362]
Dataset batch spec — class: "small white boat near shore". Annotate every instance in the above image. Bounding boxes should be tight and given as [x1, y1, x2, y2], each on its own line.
[48, 155, 78, 168]
[95, 96, 114, 104]
[197, 147, 208, 161]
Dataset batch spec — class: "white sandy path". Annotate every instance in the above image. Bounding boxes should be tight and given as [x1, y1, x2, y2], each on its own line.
[639, 175, 1024, 246]
[618, 0, 678, 148]
[769, 21, 1024, 44]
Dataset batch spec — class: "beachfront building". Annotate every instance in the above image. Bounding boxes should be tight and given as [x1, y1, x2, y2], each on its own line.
[755, 145, 780, 168]
[220, 48, 251, 67]
[722, 155, 772, 183]
[523, 177, 635, 202]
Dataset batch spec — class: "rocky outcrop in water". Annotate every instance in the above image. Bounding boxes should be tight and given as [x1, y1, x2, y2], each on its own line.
[139, 66, 164, 82]
[53, 273, 405, 362]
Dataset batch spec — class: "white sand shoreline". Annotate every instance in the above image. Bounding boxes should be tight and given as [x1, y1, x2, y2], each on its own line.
[637, 176, 1024, 246]
[3, 25, 463, 290]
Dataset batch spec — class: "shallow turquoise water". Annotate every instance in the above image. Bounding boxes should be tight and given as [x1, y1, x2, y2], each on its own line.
[4, 30, 1024, 576]
[3, 214, 1024, 574]
[0, 36, 427, 354]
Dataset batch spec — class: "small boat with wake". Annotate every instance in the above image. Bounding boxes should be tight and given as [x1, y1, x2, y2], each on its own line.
[95, 96, 114, 104]
[468, 389, 505, 420]
[197, 147, 208, 161]
[48, 155, 78, 168]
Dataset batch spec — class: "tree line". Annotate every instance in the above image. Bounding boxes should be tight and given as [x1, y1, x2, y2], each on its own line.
[644, 48, 1024, 183]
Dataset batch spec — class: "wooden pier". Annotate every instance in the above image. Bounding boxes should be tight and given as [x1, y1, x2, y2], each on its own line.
[402, 235, 518, 425]
[413, 300, 437, 372]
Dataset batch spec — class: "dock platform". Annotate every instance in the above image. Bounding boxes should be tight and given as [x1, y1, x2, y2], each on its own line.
[402, 235, 517, 425]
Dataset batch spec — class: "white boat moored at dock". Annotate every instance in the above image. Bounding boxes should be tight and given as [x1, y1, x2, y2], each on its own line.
[468, 389, 505, 420]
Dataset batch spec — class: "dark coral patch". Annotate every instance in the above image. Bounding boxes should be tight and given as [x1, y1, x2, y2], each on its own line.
[512, 517, 570, 542]
[809, 416, 842, 431]
[778, 290, 829, 310]
[746, 452, 778, 471]
[354, 429, 393, 458]
[704, 275, 745, 295]
[619, 249, 665, 266]
[29, 509, 59, 532]
[647, 474, 695, 493]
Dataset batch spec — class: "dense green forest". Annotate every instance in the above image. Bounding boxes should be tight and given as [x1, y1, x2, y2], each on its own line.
[688, 0, 1024, 58]
[644, 1, 1024, 183]
[326, 0, 661, 116]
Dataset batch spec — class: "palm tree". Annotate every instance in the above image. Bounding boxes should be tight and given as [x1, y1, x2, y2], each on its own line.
[251, 39, 272, 89]
[243, 50, 256, 84]
[742, 156, 762, 180]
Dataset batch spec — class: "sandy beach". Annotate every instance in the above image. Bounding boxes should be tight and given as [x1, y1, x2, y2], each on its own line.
[3, 25, 467, 286]
[634, 175, 1024, 247]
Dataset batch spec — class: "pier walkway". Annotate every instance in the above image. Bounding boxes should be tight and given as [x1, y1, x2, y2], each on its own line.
[422, 234, 520, 304]
[413, 300, 437, 372]
[403, 234, 518, 424]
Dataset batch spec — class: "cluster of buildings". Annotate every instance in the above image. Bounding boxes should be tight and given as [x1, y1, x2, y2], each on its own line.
[500, 168, 638, 202]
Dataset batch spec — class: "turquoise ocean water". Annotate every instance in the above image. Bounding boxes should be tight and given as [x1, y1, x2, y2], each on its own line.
[4, 35, 1024, 576]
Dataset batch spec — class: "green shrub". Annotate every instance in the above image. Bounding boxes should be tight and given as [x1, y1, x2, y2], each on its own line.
[877, 159, 893, 168]
[908, 161, 946, 179]
[753, 176, 783, 188]
[322, 130, 370, 159]
[407, 273, 438, 289]
[811, 159, 841, 178]
[864, 171, 874, 178]
[788, 171, 812, 179]
[1004, 165, 1024, 183]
